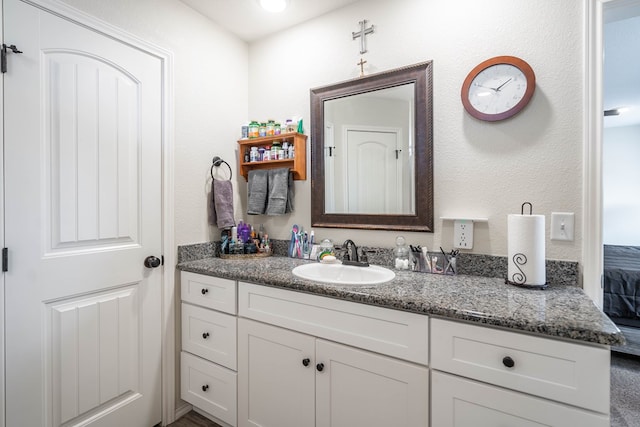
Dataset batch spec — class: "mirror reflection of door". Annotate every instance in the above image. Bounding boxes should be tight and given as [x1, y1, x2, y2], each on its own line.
[344, 129, 402, 214]
[322, 83, 416, 216]
[324, 122, 336, 212]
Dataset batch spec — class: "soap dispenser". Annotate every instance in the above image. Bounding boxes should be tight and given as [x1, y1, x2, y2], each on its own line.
[394, 236, 410, 270]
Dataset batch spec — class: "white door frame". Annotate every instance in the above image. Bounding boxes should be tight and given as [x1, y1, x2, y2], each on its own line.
[0, 0, 176, 425]
[583, 0, 639, 308]
[583, 0, 607, 308]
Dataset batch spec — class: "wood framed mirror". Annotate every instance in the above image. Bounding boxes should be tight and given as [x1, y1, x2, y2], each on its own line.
[310, 61, 433, 231]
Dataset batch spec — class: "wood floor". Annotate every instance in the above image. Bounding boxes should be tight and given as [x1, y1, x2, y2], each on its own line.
[167, 411, 221, 427]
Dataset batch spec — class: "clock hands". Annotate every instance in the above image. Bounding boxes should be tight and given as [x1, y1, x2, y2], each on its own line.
[473, 82, 498, 92]
[474, 77, 513, 93]
[495, 77, 513, 91]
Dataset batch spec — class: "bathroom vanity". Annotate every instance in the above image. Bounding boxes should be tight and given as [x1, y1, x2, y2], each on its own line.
[177, 256, 623, 427]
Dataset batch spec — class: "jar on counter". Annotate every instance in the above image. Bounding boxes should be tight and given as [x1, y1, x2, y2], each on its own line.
[248, 121, 259, 138]
[394, 236, 410, 270]
[263, 146, 271, 161]
[259, 123, 267, 138]
[274, 123, 281, 135]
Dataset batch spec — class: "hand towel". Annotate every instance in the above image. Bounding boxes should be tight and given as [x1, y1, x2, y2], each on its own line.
[210, 179, 235, 230]
[266, 168, 293, 215]
[247, 169, 268, 215]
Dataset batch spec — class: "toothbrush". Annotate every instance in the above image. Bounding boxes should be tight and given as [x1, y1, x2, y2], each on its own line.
[422, 246, 431, 272]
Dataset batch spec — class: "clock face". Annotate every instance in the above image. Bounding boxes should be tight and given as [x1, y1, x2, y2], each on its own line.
[468, 64, 527, 115]
[461, 56, 535, 122]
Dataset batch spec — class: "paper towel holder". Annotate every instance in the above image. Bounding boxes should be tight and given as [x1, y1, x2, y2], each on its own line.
[505, 201, 548, 290]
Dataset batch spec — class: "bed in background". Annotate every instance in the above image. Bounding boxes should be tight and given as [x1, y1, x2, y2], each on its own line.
[603, 245, 640, 327]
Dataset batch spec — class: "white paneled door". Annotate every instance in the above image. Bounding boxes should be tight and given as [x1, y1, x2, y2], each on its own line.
[4, 0, 163, 426]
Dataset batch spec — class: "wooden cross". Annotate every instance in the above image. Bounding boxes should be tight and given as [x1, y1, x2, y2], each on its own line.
[352, 19, 374, 54]
[357, 58, 367, 77]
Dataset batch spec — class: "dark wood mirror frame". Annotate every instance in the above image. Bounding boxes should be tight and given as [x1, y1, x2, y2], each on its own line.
[310, 61, 434, 231]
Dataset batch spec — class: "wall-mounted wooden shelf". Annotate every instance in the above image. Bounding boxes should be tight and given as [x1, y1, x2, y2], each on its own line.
[237, 133, 307, 181]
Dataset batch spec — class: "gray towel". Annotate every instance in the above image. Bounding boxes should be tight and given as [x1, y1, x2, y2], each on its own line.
[210, 179, 235, 230]
[266, 168, 293, 215]
[247, 169, 268, 215]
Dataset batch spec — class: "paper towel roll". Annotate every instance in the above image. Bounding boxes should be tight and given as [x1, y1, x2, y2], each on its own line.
[507, 214, 546, 286]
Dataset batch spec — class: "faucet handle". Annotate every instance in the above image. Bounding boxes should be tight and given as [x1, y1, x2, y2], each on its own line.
[358, 248, 369, 263]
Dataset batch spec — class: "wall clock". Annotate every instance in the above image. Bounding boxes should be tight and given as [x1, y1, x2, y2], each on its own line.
[461, 56, 535, 122]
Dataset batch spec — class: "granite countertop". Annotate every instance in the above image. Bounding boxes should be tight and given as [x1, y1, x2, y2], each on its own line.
[177, 256, 625, 346]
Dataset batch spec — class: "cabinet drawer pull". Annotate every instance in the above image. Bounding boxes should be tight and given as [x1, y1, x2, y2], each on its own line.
[201, 384, 209, 392]
[502, 356, 515, 368]
[302, 358, 310, 367]
[202, 332, 210, 339]
[316, 363, 325, 372]
[201, 288, 209, 295]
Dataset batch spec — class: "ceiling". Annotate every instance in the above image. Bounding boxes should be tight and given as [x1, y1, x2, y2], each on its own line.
[181, 0, 640, 129]
[604, 2, 640, 128]
[180, 0, 361, 42]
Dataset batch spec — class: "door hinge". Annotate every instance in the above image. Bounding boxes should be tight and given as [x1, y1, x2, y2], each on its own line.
[2, 248, 8, 272]
[1, 44, 23, 73]
[161, 255, 165, 266]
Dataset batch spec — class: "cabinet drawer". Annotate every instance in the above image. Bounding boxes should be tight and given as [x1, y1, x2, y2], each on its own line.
[432, 371, 608, 427]
[181, 351, 237, 427]
[430, 318, 610, 413]
[181, 271, 236, 314]
[239, 282, 429, 365]
[182, 303, 237, 370]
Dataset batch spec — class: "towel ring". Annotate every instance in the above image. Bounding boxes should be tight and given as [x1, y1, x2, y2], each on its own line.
[211, 156, 232, 180]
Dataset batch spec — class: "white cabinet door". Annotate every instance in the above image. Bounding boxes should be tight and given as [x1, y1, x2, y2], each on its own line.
[238, 319, 315, 427]
[316, 340, 429, 427]
[431, 371, 609, 427]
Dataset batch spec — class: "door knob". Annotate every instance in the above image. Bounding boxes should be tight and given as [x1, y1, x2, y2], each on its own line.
[144, 256, 161, 268]
[316, 363, 324, 372]
[302, 358, 310, 367]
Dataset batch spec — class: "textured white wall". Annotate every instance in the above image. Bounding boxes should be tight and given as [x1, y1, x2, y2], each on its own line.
[59, 0, 249, 248]
[247, 0, 585, 261]
[603, 125, 640, 245]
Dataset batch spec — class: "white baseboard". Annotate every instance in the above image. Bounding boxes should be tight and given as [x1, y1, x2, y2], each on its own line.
[174, 402, 193, 422]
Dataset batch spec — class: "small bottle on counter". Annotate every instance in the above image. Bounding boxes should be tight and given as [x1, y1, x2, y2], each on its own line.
[259, 123, 267, 137]
[258, 146, 265, 161]
[244, 148, 250, 163]
[288, 143, 295, 159]
[263, 146, 271, 161]
[274, 123, 281, 135]
[394, 236, 410, 270]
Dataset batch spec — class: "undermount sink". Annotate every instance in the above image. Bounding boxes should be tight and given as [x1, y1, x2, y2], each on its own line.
[292, 262, 395, 286]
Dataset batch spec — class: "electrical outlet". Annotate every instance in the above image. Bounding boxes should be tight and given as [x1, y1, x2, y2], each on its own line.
[453, 220, 474, 249]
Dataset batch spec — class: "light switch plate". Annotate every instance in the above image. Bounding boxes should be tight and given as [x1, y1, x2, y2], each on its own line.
[550, 212, 575, 241]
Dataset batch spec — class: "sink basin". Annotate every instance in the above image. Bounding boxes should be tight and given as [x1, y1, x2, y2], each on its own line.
[292, 262, 395, 286]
